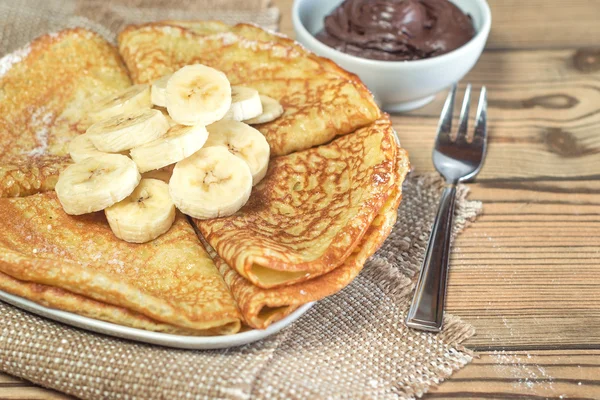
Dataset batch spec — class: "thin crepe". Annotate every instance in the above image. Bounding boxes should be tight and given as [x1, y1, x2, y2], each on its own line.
[0, 271, 209, 335]
[196, 117, 399, 289]
[117, 22, 380, 156]
[207, 149, 410, 328]
[0, 28, 131, 197]
[0, 193, 241, 335]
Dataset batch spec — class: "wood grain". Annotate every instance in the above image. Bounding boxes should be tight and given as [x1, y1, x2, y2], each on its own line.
[486, 1, 600, 50]
[3, 1, 600, 399]
[0, 374, 71, 400]
[395, 48, 600, 179]
[445, 180, 600, 349]
[427, 350, 600, 399]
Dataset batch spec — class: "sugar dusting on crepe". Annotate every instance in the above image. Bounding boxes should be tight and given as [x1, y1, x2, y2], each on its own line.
[27, 107, 54, 157]
[0, 45, 31, 77]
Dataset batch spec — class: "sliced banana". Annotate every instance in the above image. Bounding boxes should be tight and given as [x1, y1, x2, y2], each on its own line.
[87, 109, 170, 153]
[224, 86, 262, 121]
[166, 64, 232, 126]
[205, 120, 270, 186]
[88, 84, 152, 123]
[105, 178, 176, 243]
[68, 134, 128, 162]
[244, 95, 284, 125]
[169, 146, 252, 219]
[55, 154, 140, 215]
[130, 124, 209, 173]
[68, 134, 107, 163]
[151, 75, 171, 108]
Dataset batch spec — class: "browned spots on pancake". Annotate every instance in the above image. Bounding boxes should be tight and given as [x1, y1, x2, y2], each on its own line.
[0, 28, 131, 197]
[0, 191, 242, 333]
[212, 148, 409, 328]
[195, 117, 399, 288]
[117, 22, 380, 156]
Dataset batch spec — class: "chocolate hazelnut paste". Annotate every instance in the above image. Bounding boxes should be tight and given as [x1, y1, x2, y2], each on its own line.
[316, 0, 476, 61]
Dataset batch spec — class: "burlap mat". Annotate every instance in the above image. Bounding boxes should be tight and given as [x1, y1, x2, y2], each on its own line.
[0, 173, 481, 399]
[0, 0, 279, 54]
[0, 1, 482, 398]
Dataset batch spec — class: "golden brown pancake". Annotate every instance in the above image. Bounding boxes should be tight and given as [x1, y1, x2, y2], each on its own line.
[0, 271, 219, 335]
[0, 28, 131, 197]
[195, 117, 399, 289]
[0, 155, 72, 198]
[208, 149, 410, 329]
[0, 193, 241, 334]
[117, 23, 380, 156]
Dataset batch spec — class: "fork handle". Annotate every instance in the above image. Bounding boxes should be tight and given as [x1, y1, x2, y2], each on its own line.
[406, 184, 457, 332]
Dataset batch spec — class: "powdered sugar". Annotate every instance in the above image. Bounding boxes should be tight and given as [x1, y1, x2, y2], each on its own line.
[107, 258, 125, 274]
[490, 351, 558, 394]
[26, 107, 54, 157]
[0, 45, 31, 77]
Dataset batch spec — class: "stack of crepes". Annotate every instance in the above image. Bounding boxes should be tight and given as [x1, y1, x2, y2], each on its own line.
[0, 21, 410, 334]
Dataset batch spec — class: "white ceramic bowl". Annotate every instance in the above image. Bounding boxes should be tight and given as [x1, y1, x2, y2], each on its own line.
[292, 0, 491, 112]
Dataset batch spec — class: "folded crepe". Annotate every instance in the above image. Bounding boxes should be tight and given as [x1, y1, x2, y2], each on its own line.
[208, 149, 410, 328]
[0, 28, 131, 198]
[195, 117, 399, 289]
[0, 195, 241, 335]
[117, 22, 380, 156]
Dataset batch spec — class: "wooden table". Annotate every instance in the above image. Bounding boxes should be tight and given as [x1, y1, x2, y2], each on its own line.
[3, 1, 600, 398]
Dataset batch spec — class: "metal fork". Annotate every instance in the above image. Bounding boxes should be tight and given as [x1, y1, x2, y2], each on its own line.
[406, 83, 488, 332]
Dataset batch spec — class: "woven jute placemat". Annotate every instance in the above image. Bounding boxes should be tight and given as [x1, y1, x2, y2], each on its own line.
[0, 1, 482, 398]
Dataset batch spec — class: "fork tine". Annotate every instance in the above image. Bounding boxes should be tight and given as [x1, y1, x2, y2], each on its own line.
[436, 84, 457, 141]
[456, 84, 472, 141]
[473, 86, 487, 144]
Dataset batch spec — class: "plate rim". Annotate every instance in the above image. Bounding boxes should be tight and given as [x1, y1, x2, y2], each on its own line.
[0, 290, 313, 349]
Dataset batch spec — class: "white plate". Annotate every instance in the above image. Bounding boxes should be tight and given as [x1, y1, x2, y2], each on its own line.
[0, 290, 313, 349]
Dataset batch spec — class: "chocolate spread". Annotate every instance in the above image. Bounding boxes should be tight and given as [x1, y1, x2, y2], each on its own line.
[315, 0, 476, 61]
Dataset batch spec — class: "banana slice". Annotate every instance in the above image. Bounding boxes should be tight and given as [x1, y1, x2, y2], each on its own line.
[130, 124, 209, 173]
[169, 146, 252, 219]
[68, 134, 128, 162]
[68, 134, 107, 163]
[224, 86, 263, 121]
[151, 74, 171, 108]
[88, 84, 152, 123]
[55, 154, 140, 215]
[244, 95, 284, 125]
[205, 120, 270, 185]
[166, 64, 232, 126]
[87, 109, 170, 153]
[105, 178, 176, 243]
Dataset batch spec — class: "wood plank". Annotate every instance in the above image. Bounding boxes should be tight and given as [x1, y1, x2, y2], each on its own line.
[426, 350, 600, 399]
[273, 0, 600, 50]
[0, 374, 23, 384]
[445, 181, 600, 349]
[0, 373, 71, 400]
[395, 47, 600, 179]
[486, 1, 600, 50]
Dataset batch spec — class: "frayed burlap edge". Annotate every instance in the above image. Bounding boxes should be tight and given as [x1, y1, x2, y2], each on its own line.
[367, 172, 481, 398]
